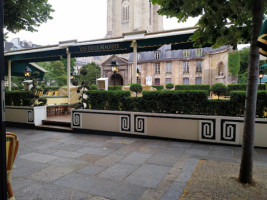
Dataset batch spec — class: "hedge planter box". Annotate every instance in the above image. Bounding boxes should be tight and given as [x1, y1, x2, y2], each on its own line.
[6, 106, 47, 127]
[72, 109, 267, 148]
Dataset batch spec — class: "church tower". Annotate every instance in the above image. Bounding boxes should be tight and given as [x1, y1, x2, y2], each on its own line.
[106, 0, 163, 38]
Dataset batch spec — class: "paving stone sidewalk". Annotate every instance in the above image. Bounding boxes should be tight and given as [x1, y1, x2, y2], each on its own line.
[7, 127, 267, 200]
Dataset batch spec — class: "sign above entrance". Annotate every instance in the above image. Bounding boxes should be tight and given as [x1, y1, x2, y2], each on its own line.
[69, 41, 133, 57]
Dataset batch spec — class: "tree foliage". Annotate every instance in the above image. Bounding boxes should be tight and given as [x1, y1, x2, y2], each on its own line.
[130, 84, 143, 97]
[76, 62, 101, 85]
[4, 0, 54, 33]
[152, 0, 266, 184]
[37, 58, 75, 86]
[228, 51, 240, 77]
[152, 0, 267, 49]
[211, 83, 227, 99]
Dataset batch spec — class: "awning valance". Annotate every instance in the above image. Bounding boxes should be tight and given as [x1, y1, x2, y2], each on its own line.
[136, 33, 194, 51]
[5, 48, 66, 63]
[69, 41, 133, 57]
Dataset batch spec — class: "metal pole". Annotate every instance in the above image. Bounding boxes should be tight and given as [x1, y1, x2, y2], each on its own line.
[8, 60, 11, 91]
[0, 0, 7, 198]
[66, 48, 71, 104]
[114, 72, 116, 90]
[132, 40, 137, 84]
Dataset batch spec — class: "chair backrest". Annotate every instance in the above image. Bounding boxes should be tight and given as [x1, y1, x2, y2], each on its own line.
[6, 132, 19, 171]
[38, 90, 43, 96]
[47, 91, 54, 96]
[54, 90, 59, 96]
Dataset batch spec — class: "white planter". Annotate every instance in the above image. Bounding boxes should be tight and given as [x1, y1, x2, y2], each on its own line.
[6, 106, 47, 126]
[72, 109, 267, 148]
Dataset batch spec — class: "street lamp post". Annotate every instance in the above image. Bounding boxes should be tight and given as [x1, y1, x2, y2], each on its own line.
[136, 71, 141, 83]
[111, 60, 119, 90]
[259, 68, 264, 88]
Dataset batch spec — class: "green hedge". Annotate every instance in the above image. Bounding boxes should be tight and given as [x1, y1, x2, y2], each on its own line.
[175, 85, 210, 91]
[230, 91, 267, 117]
[43, 86, 61, 94]
[82, 90, 267, 118]
[142, 90, 208, 114]
[108, 85, 123, 90]
[5, 91, 35, 106]
[228, 84, 266, 93]
[87, 90, 130, 110]
[152, 85, 164, 90]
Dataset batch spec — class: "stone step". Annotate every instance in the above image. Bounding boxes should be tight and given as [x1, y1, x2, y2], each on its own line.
[36, 125, 73, 132]
[42, 120, 71, 127]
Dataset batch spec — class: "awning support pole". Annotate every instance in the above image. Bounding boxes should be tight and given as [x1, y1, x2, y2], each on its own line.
[66, 48, 71, 104]
[132, 40, 137, 84]
[8, 60, 11, 91]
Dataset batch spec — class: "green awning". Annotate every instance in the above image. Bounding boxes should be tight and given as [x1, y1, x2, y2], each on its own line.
[5, 62, 48, 78]
[137, 33, 194, 51]
[5, 49, 66, 63]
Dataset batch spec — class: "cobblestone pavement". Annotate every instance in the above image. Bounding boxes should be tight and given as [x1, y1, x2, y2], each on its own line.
[7, 127, 267, 200]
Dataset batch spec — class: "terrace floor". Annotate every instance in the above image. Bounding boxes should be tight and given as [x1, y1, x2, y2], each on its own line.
[7, 127, 267, 200]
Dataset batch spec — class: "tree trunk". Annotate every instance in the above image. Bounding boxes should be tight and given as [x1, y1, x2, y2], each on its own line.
[239, 0, 264, 184]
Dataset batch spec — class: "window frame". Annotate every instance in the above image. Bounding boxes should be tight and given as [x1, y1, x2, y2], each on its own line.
[155, 63, 160, 74]
[183, 61, 189, 73]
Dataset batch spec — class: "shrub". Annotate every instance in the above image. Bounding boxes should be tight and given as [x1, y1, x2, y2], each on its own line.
[86, 90, 131, 110]
[211, 83, 227, 99]
[130, 84, 143, 97]
[166, 83, 174, 89]
[227, 84, 247, 93]
[175, 85, 210, 92]
[108, 85, 122, 90]
[5, 91, 35, 106]
[90, 84, 98, 90]
[152, 85, 164, 90]
[142, 90, 208, 114]
[228, 84, 266, 93]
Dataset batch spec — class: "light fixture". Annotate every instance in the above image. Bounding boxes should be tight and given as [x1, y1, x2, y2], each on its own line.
[259, 68, 264, 87]
[24, 66, 32, 78]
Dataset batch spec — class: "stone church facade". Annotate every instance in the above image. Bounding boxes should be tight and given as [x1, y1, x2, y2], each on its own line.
[100, 0, 235, 87]
[106, 0, 163, 38]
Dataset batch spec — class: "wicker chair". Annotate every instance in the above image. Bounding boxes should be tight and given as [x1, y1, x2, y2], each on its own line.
[6, 132, 19, 200]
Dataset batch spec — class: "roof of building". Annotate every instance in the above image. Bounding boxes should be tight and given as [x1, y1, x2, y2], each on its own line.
[128, 45, 229, 62]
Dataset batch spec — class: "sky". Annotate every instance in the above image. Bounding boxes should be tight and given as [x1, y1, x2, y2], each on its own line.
[7, 0, 199, 46]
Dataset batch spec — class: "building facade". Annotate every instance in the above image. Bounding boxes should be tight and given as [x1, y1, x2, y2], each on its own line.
[127, 45, 235, 86]
[106, 0, 163, 38]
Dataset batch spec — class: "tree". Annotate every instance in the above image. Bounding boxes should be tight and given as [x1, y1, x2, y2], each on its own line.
[4, 0, 54, 33]
[77, 62, 101, 85]
[211, 83, 227, 99]
[72, 68, 90, 109]
[38, 58, 76, 86]
[130, 84, 143, 97]
[228, 51, 240, 77]
[166, 83, 174, 89]
[152, 0, 267, 184]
